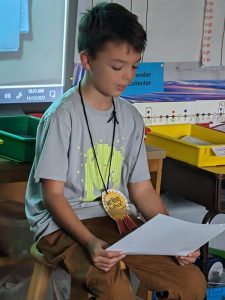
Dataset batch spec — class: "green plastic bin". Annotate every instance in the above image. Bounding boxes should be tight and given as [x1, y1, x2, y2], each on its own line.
[0, 115, 40, 162]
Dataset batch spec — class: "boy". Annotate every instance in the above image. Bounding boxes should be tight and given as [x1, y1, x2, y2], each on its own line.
[26, 2, 206, 299]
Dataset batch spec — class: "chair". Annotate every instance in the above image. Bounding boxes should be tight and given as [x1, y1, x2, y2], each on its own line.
[26, 243, 91, 300]
[26, 243, 52, 300]
[26, 243, 154, 300]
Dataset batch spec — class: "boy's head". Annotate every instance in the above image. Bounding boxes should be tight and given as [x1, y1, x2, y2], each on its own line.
[78, 2, 147, 59]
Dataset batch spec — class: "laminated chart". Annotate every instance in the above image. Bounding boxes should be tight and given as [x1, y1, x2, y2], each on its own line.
[132, 80, 225, 125]
[201, 0, 225, 66]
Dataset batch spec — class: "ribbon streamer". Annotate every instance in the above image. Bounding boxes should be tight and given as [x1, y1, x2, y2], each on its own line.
[102, 189, 138, 234]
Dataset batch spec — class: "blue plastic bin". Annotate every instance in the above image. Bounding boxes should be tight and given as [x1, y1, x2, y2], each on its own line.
[207, 286, 225, 300]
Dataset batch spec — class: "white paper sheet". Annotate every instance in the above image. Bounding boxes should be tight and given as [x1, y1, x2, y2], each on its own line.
[107, 214, 225, 256]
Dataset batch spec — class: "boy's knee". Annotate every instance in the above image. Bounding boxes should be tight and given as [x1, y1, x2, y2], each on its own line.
[85, 265, 135, 300]
[183, 266, 207, 299]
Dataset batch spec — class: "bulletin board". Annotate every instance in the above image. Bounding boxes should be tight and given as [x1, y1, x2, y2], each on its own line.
[75, 0, 225, 66]
[74, 0, 225, 125]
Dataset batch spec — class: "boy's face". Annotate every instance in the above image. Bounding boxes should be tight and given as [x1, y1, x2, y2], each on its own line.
[81, 42, 141, 98]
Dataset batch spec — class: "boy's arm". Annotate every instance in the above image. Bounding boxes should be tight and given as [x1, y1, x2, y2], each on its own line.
[42, 179, 125, 272]
[128, 179, 168, 220]
[42, 179, 94, 245]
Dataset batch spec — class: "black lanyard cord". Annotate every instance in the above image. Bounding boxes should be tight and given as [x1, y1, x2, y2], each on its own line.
[78, 81, 117, 193]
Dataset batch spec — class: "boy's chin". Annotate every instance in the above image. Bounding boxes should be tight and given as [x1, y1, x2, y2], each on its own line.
[112, 91, 123, 97]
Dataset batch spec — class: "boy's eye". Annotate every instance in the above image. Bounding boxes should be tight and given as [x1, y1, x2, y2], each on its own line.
[111, 64, 139, 71]
[112, 66, 122, 71]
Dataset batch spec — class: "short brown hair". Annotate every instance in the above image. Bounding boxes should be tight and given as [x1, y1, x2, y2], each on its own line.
[78, 2, 147, 58]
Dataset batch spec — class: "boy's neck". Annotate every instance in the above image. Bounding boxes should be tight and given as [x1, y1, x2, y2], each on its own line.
[79, 81, 113, 111]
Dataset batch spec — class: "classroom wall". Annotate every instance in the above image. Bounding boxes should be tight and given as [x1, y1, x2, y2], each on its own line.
[74, 0, 225, 125]
[75, 0, 225, 72]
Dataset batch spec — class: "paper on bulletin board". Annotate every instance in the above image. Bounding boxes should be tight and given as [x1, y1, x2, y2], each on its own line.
[74, 0, 206, 63]
[143, 0, 205, 62]
[109, 0, 131, 11]
[107, 214, 225, 256]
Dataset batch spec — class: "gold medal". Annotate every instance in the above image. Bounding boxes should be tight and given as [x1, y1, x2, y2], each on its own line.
[102, 189, 137, 234]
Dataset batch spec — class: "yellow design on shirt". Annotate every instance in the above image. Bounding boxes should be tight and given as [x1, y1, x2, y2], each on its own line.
[84, 144, 124, 201]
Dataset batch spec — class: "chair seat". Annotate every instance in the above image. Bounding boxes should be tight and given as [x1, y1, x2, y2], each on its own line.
[30, 243, 52, 267]
[26, 244, 52, 300]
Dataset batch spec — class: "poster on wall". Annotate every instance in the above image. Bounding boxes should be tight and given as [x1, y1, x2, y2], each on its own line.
[131, 80, 225, 125]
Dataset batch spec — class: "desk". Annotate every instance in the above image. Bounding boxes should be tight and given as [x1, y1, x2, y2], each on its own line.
[0, 158, 32, 265]
[0, 157, 31, 183]
[0, 145, 166, 192]
[146, 145, 166, 194]
[161, 157, 225, 277]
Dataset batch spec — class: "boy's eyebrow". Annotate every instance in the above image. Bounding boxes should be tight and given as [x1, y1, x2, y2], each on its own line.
[110, 57, 141, 64]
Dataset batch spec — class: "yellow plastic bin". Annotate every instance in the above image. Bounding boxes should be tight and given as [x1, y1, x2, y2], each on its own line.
[0, 115, 40, 163]
[146, 124, 225, 167]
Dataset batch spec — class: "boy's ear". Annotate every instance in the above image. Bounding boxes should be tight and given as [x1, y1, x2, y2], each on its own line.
[80, 51, 91, 71]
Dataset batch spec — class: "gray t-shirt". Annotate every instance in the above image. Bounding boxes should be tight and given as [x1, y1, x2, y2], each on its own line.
[25, 87, 150, 241]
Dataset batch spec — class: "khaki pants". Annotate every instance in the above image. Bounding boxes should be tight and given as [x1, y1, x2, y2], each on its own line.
[37, 216, 206, 300]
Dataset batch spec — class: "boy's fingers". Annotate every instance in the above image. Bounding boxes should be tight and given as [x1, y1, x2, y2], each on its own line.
[104, 250, 125, 258]
[95, 254, 124, 265]
[176, 255, 197, 265]
[94, 257, 124, 271]
[186, 249, 200, 258]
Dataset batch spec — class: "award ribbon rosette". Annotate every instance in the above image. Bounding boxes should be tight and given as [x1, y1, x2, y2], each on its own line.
[102, 189, 137, 234]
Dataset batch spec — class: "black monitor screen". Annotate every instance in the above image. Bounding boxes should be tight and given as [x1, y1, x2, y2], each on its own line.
[0, 0, 77, 114]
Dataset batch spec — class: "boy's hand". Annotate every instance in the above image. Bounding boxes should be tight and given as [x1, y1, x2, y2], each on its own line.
[175, 249, 200, 266]
[86, 237, 125, 272]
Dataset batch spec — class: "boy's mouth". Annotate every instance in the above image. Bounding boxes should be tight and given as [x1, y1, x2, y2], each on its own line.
[116, 85, 127, 91]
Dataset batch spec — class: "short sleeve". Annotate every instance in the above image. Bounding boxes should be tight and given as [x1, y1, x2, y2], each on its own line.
[34, 112, 71, 183]
[128, 124, 150, 183]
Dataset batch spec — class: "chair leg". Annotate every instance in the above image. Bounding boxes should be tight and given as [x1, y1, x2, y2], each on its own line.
[137, 282, 153, 300]
[26, 262, 51, 300]
[147, 290, 153, 300]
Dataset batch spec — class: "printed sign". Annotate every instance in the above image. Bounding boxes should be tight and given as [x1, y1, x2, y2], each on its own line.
[212, 146, 225, 156]
[122, 62, 164, 97]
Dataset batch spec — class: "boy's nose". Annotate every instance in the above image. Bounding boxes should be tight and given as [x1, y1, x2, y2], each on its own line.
[123, 69, 135, 83]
